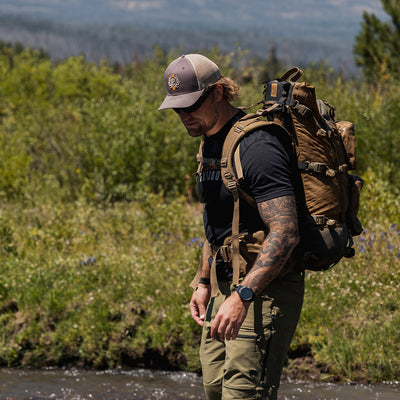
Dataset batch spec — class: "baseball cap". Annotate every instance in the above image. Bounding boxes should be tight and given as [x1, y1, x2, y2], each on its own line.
[158, 54, 221, 111]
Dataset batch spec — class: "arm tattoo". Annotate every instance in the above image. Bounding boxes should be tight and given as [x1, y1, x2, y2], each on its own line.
[241, 195, 299, 295]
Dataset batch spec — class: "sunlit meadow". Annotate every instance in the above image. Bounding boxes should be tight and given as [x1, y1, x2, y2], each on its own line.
[0, 44, 399, 381]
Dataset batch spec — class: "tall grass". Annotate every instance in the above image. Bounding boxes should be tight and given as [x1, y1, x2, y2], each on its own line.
[293, 187, 400, 381]
[0, 192, 204, 369]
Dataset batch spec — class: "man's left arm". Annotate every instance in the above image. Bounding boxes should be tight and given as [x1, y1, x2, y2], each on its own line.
[210, 194, 299, 341]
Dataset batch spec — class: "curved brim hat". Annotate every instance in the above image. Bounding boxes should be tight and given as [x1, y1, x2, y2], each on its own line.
[158, 54, 221, 110]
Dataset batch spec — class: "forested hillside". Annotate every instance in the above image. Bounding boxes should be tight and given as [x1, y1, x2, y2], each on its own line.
[0, 14, 351, 71]
[0, 0, 386, 73]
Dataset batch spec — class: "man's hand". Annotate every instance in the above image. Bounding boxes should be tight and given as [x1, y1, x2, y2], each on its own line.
[211, 292, 250, 341]
[190, 284, 211, 326]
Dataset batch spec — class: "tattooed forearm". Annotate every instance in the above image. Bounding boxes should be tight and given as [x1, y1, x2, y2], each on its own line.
[241, 195, 299, 294]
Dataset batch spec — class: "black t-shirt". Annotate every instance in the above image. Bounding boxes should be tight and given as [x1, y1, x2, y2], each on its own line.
[197, 111, 296, 247]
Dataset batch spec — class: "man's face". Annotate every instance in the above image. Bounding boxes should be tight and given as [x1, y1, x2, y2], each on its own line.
[174, 88, 218, 137]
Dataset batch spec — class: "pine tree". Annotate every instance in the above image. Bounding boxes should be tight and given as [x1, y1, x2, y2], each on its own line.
[354, 0, 400, 80]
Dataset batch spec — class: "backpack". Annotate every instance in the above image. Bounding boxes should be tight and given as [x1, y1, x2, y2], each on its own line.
[219, 67, 364, 283]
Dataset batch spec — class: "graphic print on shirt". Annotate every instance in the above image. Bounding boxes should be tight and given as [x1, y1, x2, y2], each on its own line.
[198, 160, 221, 183]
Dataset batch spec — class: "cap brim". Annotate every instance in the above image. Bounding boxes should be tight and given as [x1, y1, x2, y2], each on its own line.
[158, 89, 204, 111]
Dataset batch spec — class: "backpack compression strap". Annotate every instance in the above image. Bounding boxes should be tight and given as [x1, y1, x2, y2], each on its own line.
[221, 114, 283, 286]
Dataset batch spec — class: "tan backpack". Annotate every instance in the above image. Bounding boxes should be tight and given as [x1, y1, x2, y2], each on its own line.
[219, 67, 364, 287]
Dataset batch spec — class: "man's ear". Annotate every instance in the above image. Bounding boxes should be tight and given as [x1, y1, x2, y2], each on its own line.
[213, 84, 224, 102]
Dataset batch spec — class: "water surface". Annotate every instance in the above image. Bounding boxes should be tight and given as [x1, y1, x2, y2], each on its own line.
[0, 368, 399, 399]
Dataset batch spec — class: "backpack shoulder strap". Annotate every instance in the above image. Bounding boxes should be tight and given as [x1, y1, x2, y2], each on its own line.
[221, 113, 286, 286]
[221, 113, 286, 199]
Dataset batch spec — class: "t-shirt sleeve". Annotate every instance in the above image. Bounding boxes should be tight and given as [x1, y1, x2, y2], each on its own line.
[239, 130, 295, 203]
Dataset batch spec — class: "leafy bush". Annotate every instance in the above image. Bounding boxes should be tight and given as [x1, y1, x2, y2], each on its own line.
[0, 47, 200, 201]
[2, 45, 400, 202]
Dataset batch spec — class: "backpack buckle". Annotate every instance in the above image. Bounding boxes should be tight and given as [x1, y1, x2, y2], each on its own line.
[227, 180, 238, 191]
[234, 124, 245, 134]
[303, 162, 328, 174]
[311, 162, 327, 173]
[312, 215, 327, 226]
[220, 246, 231, 263]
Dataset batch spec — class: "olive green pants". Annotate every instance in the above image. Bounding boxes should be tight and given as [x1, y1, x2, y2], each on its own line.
[200, 271, 304, 400]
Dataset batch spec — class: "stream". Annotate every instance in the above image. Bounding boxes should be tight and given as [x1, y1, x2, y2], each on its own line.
[0, 368, 399, 400]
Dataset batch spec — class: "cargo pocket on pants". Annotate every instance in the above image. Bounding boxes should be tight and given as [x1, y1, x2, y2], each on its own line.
[223, 333, 263, 399]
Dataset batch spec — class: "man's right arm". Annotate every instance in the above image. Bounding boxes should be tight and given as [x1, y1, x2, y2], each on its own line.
[210, 194, 299, 340]
[242, 194, 299, 294]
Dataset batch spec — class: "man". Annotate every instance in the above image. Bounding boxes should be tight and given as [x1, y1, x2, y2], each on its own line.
[159, 54, 304, 400]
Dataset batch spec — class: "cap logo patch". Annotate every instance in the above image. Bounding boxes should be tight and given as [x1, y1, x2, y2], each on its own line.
[168, 74, 181, 91]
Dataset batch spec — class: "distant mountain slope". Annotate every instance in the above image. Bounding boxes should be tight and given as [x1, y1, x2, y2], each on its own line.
[0, 0, 386, 31]
[0, 0, 387, 72]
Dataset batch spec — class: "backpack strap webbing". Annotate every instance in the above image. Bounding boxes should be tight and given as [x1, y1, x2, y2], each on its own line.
[221, 114, 285, 286]
[278, 66, 303, 82]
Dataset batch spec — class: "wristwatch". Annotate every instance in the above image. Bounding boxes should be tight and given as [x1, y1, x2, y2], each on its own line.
[235, 285, 254, 302]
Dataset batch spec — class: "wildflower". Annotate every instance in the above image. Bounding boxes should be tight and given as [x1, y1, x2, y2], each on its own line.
[368, 233, 375, 246]
[188, 237, 201, 246]
[79, 256, 97, 266]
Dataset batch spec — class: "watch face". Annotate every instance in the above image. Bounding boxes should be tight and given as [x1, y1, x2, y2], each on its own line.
[237, 285, 253, 301]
